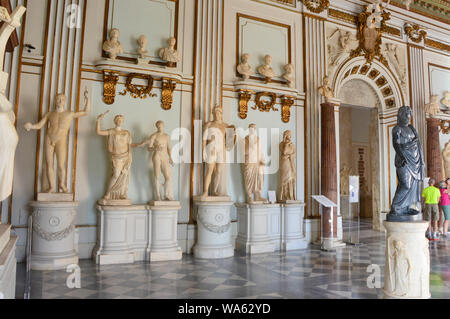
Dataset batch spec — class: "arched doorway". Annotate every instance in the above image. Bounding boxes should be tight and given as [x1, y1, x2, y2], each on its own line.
[332, 56, 406, 231]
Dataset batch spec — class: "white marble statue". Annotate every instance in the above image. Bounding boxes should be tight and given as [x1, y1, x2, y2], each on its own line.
[282, 63, 295, 88]
[0, 5, 26, 202]
[318, 76, 335, 102]
[137, 35, 148, 59]
[243, 124, 266, 203]
[103, 28, 123, 60]
[327, 29, 357, 72]
[236, 53, 253, 80]
[134, 121, 175, 202]
[388, 240, 411, 297]
[96, 111, 133, 205]
[424, 95, 441, 116]
[441, 91, 450, 110]
[279, 130, 296, 202]
[201, 106, 236, 198]
[384, 43, 406, 87]
[442, 141, 450, 179]
[24, 89, 90, 194]
[257, 54, 275, 82]
[159, 37, 181, 67]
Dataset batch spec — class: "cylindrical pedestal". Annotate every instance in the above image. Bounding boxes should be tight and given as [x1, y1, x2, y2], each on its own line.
[383, 221, 430, 299]
[193, 198, 234, 259]
[30, 201, 79, 270]
[426, 118, 443, 182]
[150, 202, 182, 262]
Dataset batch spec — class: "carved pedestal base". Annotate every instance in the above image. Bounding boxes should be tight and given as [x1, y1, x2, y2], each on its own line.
[149, 202, 182, 262]
[383, 221, 430, 299]
[282, 202, 308, 251]
[29, 201, 79, 271]
[0, 225, 17, 299]
[193, 197, 234, 259]
[235, 203, 276, 255]
[93, 205, 150, 265]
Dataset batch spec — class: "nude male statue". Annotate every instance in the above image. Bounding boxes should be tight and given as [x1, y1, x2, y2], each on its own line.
[134, 121, 175, 201]
[24, 89, 90, 193]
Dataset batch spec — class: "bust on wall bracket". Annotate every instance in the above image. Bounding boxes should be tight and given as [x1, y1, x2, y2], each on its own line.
[350, 0, 390, 67]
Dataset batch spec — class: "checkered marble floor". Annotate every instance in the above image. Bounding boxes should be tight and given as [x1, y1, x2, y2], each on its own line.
[15, 219, 450, 299]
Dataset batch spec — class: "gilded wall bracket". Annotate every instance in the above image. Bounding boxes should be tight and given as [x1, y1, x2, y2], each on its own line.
[238, 89, 254, 119]
[161, 78, 177, 110]
[280, 95, 295, 123]
[102, 70, 119, 105]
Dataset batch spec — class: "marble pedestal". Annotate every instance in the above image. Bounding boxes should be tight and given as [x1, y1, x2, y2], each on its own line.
[282, 202, 308, 251]
[235, 203, 276, 254]
[93, 205, 150, 265]
[193, 197, 234, 259]
[29, 201, 79, 270]
[383, 221, 430, 299]
[149, 202, 182, 262]
[0, 225, 17, 299]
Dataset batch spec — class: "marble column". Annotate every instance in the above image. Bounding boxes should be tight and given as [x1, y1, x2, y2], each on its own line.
[426, 117, 443, 182]
[321, 102, 338, 247]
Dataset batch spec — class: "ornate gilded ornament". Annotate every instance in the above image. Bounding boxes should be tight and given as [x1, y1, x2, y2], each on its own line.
[161, 78, 176, 110]
[404, 23, 427, 43]
[102, 70, 119, 105]
[350, 1, 390, 66]
[439, 120, 450, 134]
[425, 38, 450, 53]
[119, 73, 156, 99]
[253, 92, 278, 113]
[302, 0, 330, 14]
[280, 95, 295, 123]
[238, 90, 253, 120]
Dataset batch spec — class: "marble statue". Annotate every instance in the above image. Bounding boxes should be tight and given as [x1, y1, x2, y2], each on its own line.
[327, 29, 357, 72]
[388, 106, 425, 221]
[340, 165, 350, 195]
[282, 64, 295, 88]
[103, 28, 123, 60]
[96, 111, 133, 205]
[243, 124, 266, 203]
[442, 141, 450, 179]
[384, 43, 406, 87]
[424, 95, 441, 116]
[0, 5, 26, 202]
[257, 54, 275, 82]
[388, 240, 411, 297]
[236, 53, 253, 80]
[279, 130, 296, 202]
[318, 76, 335, 103]
[134, 121, 175, 202]
[24, 89, 90, 194]
[137, 35, 148, 59]
[159, 37, 181, 67]
[441, 91, 450, 110]
[201, 106, 236, 198]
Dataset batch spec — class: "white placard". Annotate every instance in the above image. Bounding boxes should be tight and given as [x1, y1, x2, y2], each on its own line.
[311, 195, 337, 208]
[268, 191, 277, 204]
[349, 176, 359, 203]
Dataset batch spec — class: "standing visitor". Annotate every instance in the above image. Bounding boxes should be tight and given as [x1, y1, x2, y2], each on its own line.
[441, 178, 450, 237]
[422, 178, 441, 241]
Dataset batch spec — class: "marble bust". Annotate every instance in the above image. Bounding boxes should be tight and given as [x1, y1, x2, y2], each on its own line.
[137, 35, 148, 59]
[236, 53, 253, 80]
[159, 37, 181, 67]
[257, 54, 275, 82]
[282, 63, 295, 88]
[103, 28, 123, 60]
[441, 91, 450, 109]
[424, 95, 441, 117]
[318, 76, 335, 102]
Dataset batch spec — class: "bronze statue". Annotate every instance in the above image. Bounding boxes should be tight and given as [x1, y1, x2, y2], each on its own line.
[388, 106, 425, 222]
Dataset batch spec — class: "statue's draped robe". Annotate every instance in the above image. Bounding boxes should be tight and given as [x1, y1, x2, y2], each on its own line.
[279, 142, 296, 201]
[390, 124, 424, 214]
[106, 129, 132, 200]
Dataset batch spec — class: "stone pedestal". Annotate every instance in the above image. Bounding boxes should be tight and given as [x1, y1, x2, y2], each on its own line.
[93, 205, 150, 265]
[0, 225, 17, 299]
[30, 201, 79, 270]
[193, 197, 234, 259]
[235, 203, 276, 254]
[268, 205, 282, 250]
[149, 202, 182, 262]
[282, 202, 308, 251]
[383, 221, 430, 299]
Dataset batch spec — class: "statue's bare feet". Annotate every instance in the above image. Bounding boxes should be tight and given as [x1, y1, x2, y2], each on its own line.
[60, 185, 69, 193]
[43, 188, 53, 194]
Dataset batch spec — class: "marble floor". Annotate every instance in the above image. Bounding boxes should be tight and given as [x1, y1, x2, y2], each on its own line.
[15, 219, 450, 299]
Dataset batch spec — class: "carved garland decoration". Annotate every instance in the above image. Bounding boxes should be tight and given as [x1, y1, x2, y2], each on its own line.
[253, 92, 278, 113]
[404, 23, 427, 43]
[161, 78, 176, 110]
[119, 73, 156, 99]
[197, 212, 231, 234]
[302, 0, 330, 14]
[237, 91, 295, 123]
[350, 4, 390, 67]
[32, 210, 76, 242]
[103, 70, 119, 105]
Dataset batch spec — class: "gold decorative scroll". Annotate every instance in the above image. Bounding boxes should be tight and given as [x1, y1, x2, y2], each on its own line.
[439, 120, 450, 134]
[280, 96, 295, 123]
[238, 90, 253, 120]
[161, 78, 176, 110]
[302, 0, 330, 14]
[253, 92, 278, 113]
[103, 70, 119, 105]
[119, 73, 156, 99]
[405, 23, 427, 43]
[328, 8, 357, 24]
[425, 38, 450, 53]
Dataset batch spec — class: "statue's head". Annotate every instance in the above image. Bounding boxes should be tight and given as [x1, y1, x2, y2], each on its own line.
[242, 53, 250, 63]
[284, 63, 294, 73]
[248, 123, 257, 135]
[397, 106, 412, 126]
[264, 54, 272, 65]
[323, 76, 330, 86]
[156, 120, 164, 131]
[283, 130, 292, 142]
[168, 37, 176, 47]
[431, 95, 439, 103]
[110, 28, 120, 40]
[137, 35, 147, 47]
[213, 106, 223, 121]
[114, 115, 124, 127]
[55, 94, 66, 109]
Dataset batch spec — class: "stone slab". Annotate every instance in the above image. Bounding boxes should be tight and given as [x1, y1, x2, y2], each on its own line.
[37, 193, 73, 202]
[149, 201, 181, 208]
[98, 199, 132, 206]
[193, 196, 232, 203]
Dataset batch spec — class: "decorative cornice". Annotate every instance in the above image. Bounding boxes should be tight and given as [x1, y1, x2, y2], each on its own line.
[382, 25, 402, 37]
[328, 8, 357, 24]
[425, 38, 450, 53]
[270, 0, 295, 6]
[404, 23, 427, 43]
[303, 0, 329, 14]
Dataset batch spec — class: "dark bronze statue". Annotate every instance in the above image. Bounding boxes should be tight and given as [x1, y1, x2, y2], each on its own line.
[388, 106, 425, 222]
